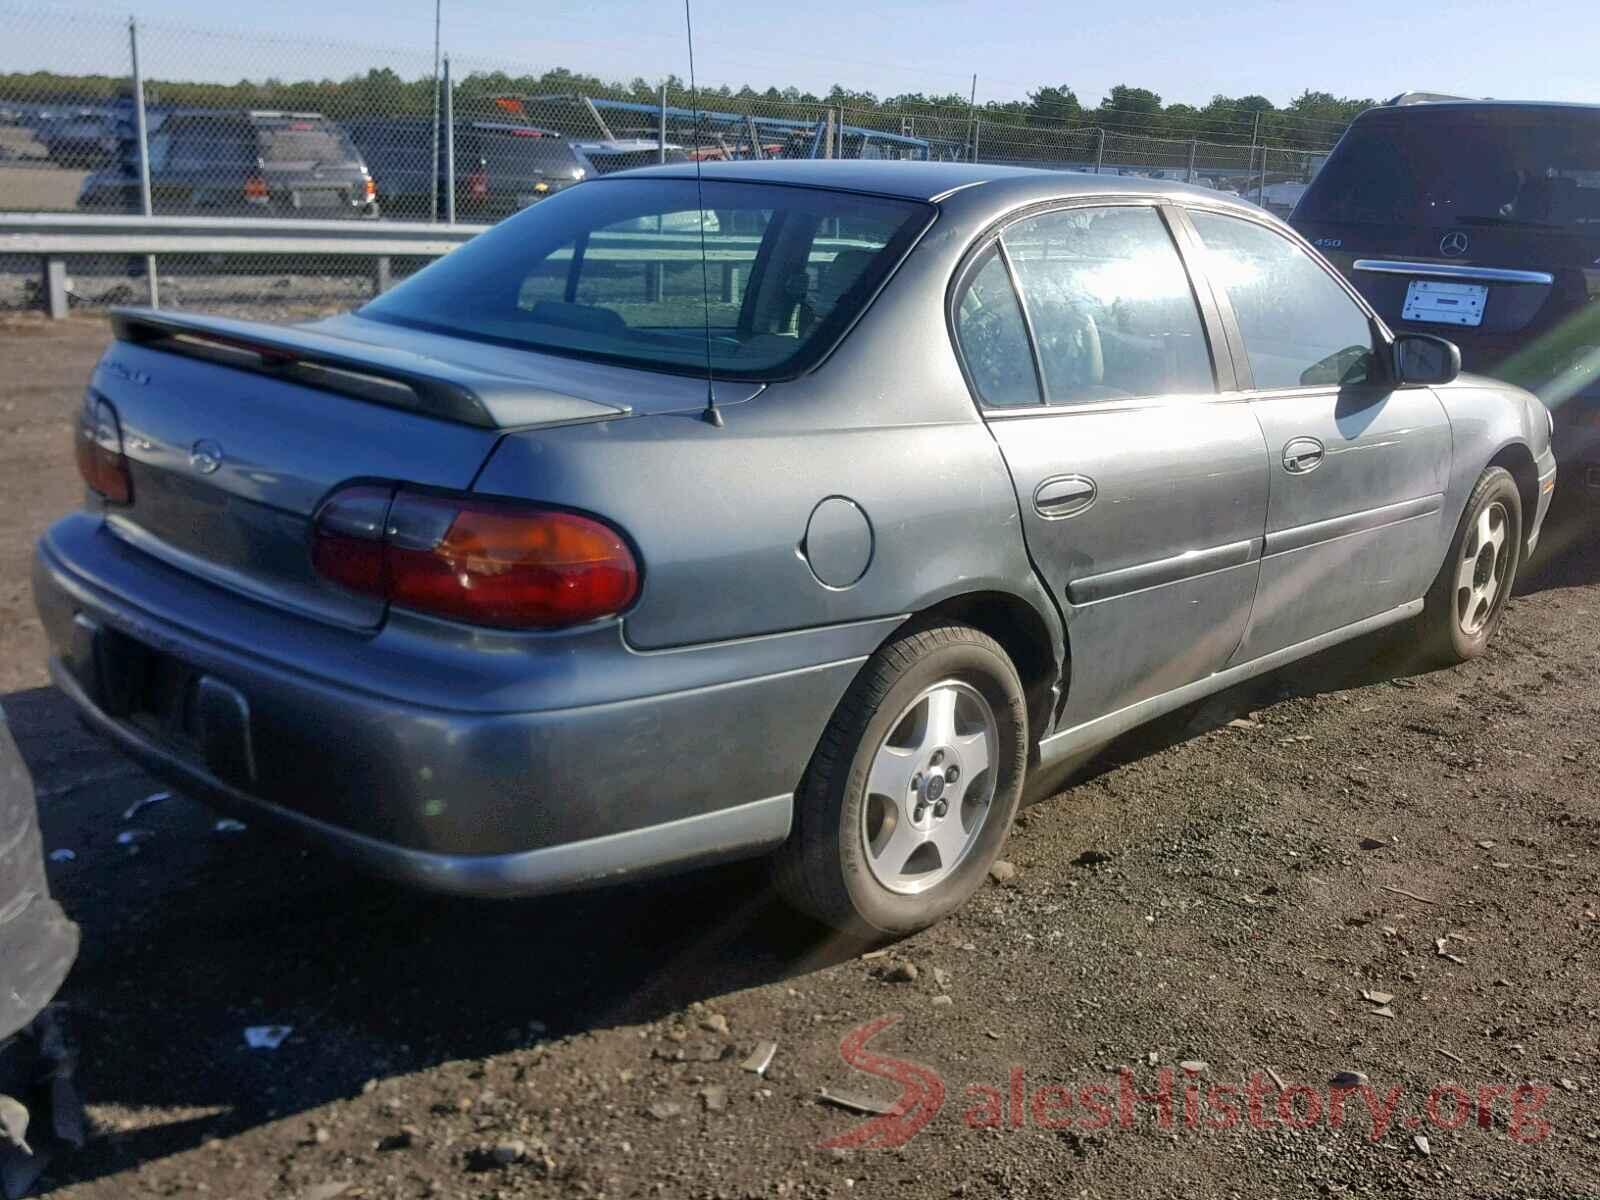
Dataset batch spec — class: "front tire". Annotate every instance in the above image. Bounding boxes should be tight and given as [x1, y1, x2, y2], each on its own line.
[772, 621, 1028, 936]
[1420, 466, 1522, 664]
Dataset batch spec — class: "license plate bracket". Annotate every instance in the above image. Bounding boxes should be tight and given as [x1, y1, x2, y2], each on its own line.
[1402, 279, 1488, 327]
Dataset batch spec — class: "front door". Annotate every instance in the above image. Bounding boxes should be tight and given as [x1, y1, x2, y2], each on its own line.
[1180, 208, 1453, 661]
[952, 202, 1269, 729]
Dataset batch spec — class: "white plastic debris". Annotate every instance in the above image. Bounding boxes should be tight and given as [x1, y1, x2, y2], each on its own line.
[214, 818, 247, 834]
[741, 1041, 778, 1076]
[243, 1025, 293, 1050]
[122, 791, 171, 821]
[47, 849, 76, 863]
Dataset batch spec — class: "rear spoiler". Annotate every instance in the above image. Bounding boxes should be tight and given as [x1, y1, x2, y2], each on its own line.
[108, 308, 629, 430]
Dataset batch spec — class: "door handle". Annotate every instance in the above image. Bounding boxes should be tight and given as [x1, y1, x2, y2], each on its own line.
[1282, 437, 1325, 475]
[1034, 475, 1097, 519]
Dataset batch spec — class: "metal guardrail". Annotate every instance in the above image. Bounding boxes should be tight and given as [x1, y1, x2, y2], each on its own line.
[0, 212, 881, 319]
[1, 212, 483, 317]
[0, 211, 483, 255]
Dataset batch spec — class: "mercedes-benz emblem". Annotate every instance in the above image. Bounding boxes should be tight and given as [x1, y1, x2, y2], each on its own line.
[189, 439, 224, 475]
[1439, 231, 1470, 258]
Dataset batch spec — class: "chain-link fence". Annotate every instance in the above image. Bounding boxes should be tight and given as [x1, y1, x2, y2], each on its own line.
[0, 4, 1343, 316]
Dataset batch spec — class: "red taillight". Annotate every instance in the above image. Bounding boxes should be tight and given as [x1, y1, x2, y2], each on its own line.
[467, 169, 488, 199]
[74, 394, 131, 504]
[243, 174, 269, 203]
[311, 488, 639, 629]
[363, 175, 377, 202]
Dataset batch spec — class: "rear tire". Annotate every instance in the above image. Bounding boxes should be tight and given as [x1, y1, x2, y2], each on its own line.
[771, 621, 1028, 936]
[1419, 466, 1522, 664]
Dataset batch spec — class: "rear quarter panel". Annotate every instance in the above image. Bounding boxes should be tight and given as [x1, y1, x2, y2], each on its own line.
[1432, 374, 1552, 539]
[471, 212, 1059, 661]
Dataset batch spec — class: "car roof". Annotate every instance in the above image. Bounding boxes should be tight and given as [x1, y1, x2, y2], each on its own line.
[606, 158, 1257, 211]
[1367, 97, 1600, 115]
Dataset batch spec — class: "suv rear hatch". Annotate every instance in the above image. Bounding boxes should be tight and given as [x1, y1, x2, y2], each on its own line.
[88, 308, 631, 629]
[465, 126, 586, 209]
[1292, 104, 1600, 400]
[252, 117, 370, 212]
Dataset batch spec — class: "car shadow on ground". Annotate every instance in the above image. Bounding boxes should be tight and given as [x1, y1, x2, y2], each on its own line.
[1516, 493, 1600, 593]
[4, 683, 878, 1187]
[5, 515, 1596, 1188]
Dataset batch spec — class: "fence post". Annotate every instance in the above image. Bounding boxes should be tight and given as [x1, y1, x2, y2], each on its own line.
[823, 109, 835, 160]
[971, 118, 981, 165]
[658, 84, 667, 163]
[966, 73, 978, 163]
[1257, 146, 1268, 206]
[128, 18, 158, 307]
[1186, 138, 1197, 183]
[1094, 127, 1105, 174]
[443, 55, 455, 225]
[44, 258, 69, 320]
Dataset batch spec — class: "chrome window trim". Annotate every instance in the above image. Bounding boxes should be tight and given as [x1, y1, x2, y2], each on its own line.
[1352, 260, 1555, 285]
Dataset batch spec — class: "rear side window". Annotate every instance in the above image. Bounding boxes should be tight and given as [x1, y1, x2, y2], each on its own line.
[1189, 211, 1376, 390]
[166, 122, 251, 172]
[953, 248, 1039, 407]
[1002, 206, 1214, 405]
[362, 178, 932, 379]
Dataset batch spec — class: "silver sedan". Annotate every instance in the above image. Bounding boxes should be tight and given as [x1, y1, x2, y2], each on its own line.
[34, 160, 1555, 934]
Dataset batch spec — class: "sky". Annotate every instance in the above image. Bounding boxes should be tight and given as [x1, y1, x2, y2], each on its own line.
[6, 0, 1597, 112]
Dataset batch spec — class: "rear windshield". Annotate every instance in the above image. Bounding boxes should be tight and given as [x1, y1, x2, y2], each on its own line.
[1297, 107, 1600, 230]
[257, 122, 358, 165]
[361, 178, 932, 379]
[585, 148, 689, 174]
[472, 131, 584, 175]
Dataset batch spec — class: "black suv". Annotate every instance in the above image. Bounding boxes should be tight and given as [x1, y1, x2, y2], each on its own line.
[1291, 98, 1600, 494]
[80, 110, 378, 219]
[348, 119, 587, 222]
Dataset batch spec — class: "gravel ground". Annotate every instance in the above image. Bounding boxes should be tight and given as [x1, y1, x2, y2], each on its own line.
[2, 316, 1598, 1199]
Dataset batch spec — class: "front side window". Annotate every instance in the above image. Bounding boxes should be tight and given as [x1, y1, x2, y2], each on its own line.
[1002, 205, 1215, 405]
[953, 247, 1040, 408]
[362, 179, 931, 378]
[1189, 211, 1376, 390]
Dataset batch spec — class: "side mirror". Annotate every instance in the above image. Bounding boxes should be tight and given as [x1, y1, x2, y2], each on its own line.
[1394, 333, 1461, 386]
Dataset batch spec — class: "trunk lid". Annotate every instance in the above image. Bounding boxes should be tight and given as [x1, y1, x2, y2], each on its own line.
[91, 308, 637, 628]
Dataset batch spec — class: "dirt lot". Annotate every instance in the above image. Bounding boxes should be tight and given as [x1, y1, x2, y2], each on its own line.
[3, 316, 1599, 1199]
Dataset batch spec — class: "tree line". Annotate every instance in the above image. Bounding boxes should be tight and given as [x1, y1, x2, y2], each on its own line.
[2, 66, 1371, 151]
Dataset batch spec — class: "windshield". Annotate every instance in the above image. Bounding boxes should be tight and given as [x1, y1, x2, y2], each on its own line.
[1297, 107, 1600, 229]
[361, 178, 932, 378]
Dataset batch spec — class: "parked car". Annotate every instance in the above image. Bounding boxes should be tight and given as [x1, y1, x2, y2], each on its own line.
[348, 118, 587, 222]
[41, 107, 118, 167]
[35, 162, 1554, 935]
[79, 110, 378, 218]
[1291, 98, 1600, 496]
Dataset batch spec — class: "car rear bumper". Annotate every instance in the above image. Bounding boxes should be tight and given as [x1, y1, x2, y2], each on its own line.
[33, 513, 889, 897]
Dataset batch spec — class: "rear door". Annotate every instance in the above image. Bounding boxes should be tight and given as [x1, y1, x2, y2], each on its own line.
[954, 202, 1269, 727]
[1180, 207, 1453, 661]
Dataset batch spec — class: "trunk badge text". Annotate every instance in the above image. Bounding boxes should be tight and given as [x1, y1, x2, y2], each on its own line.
[189, 440, 224, 475]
